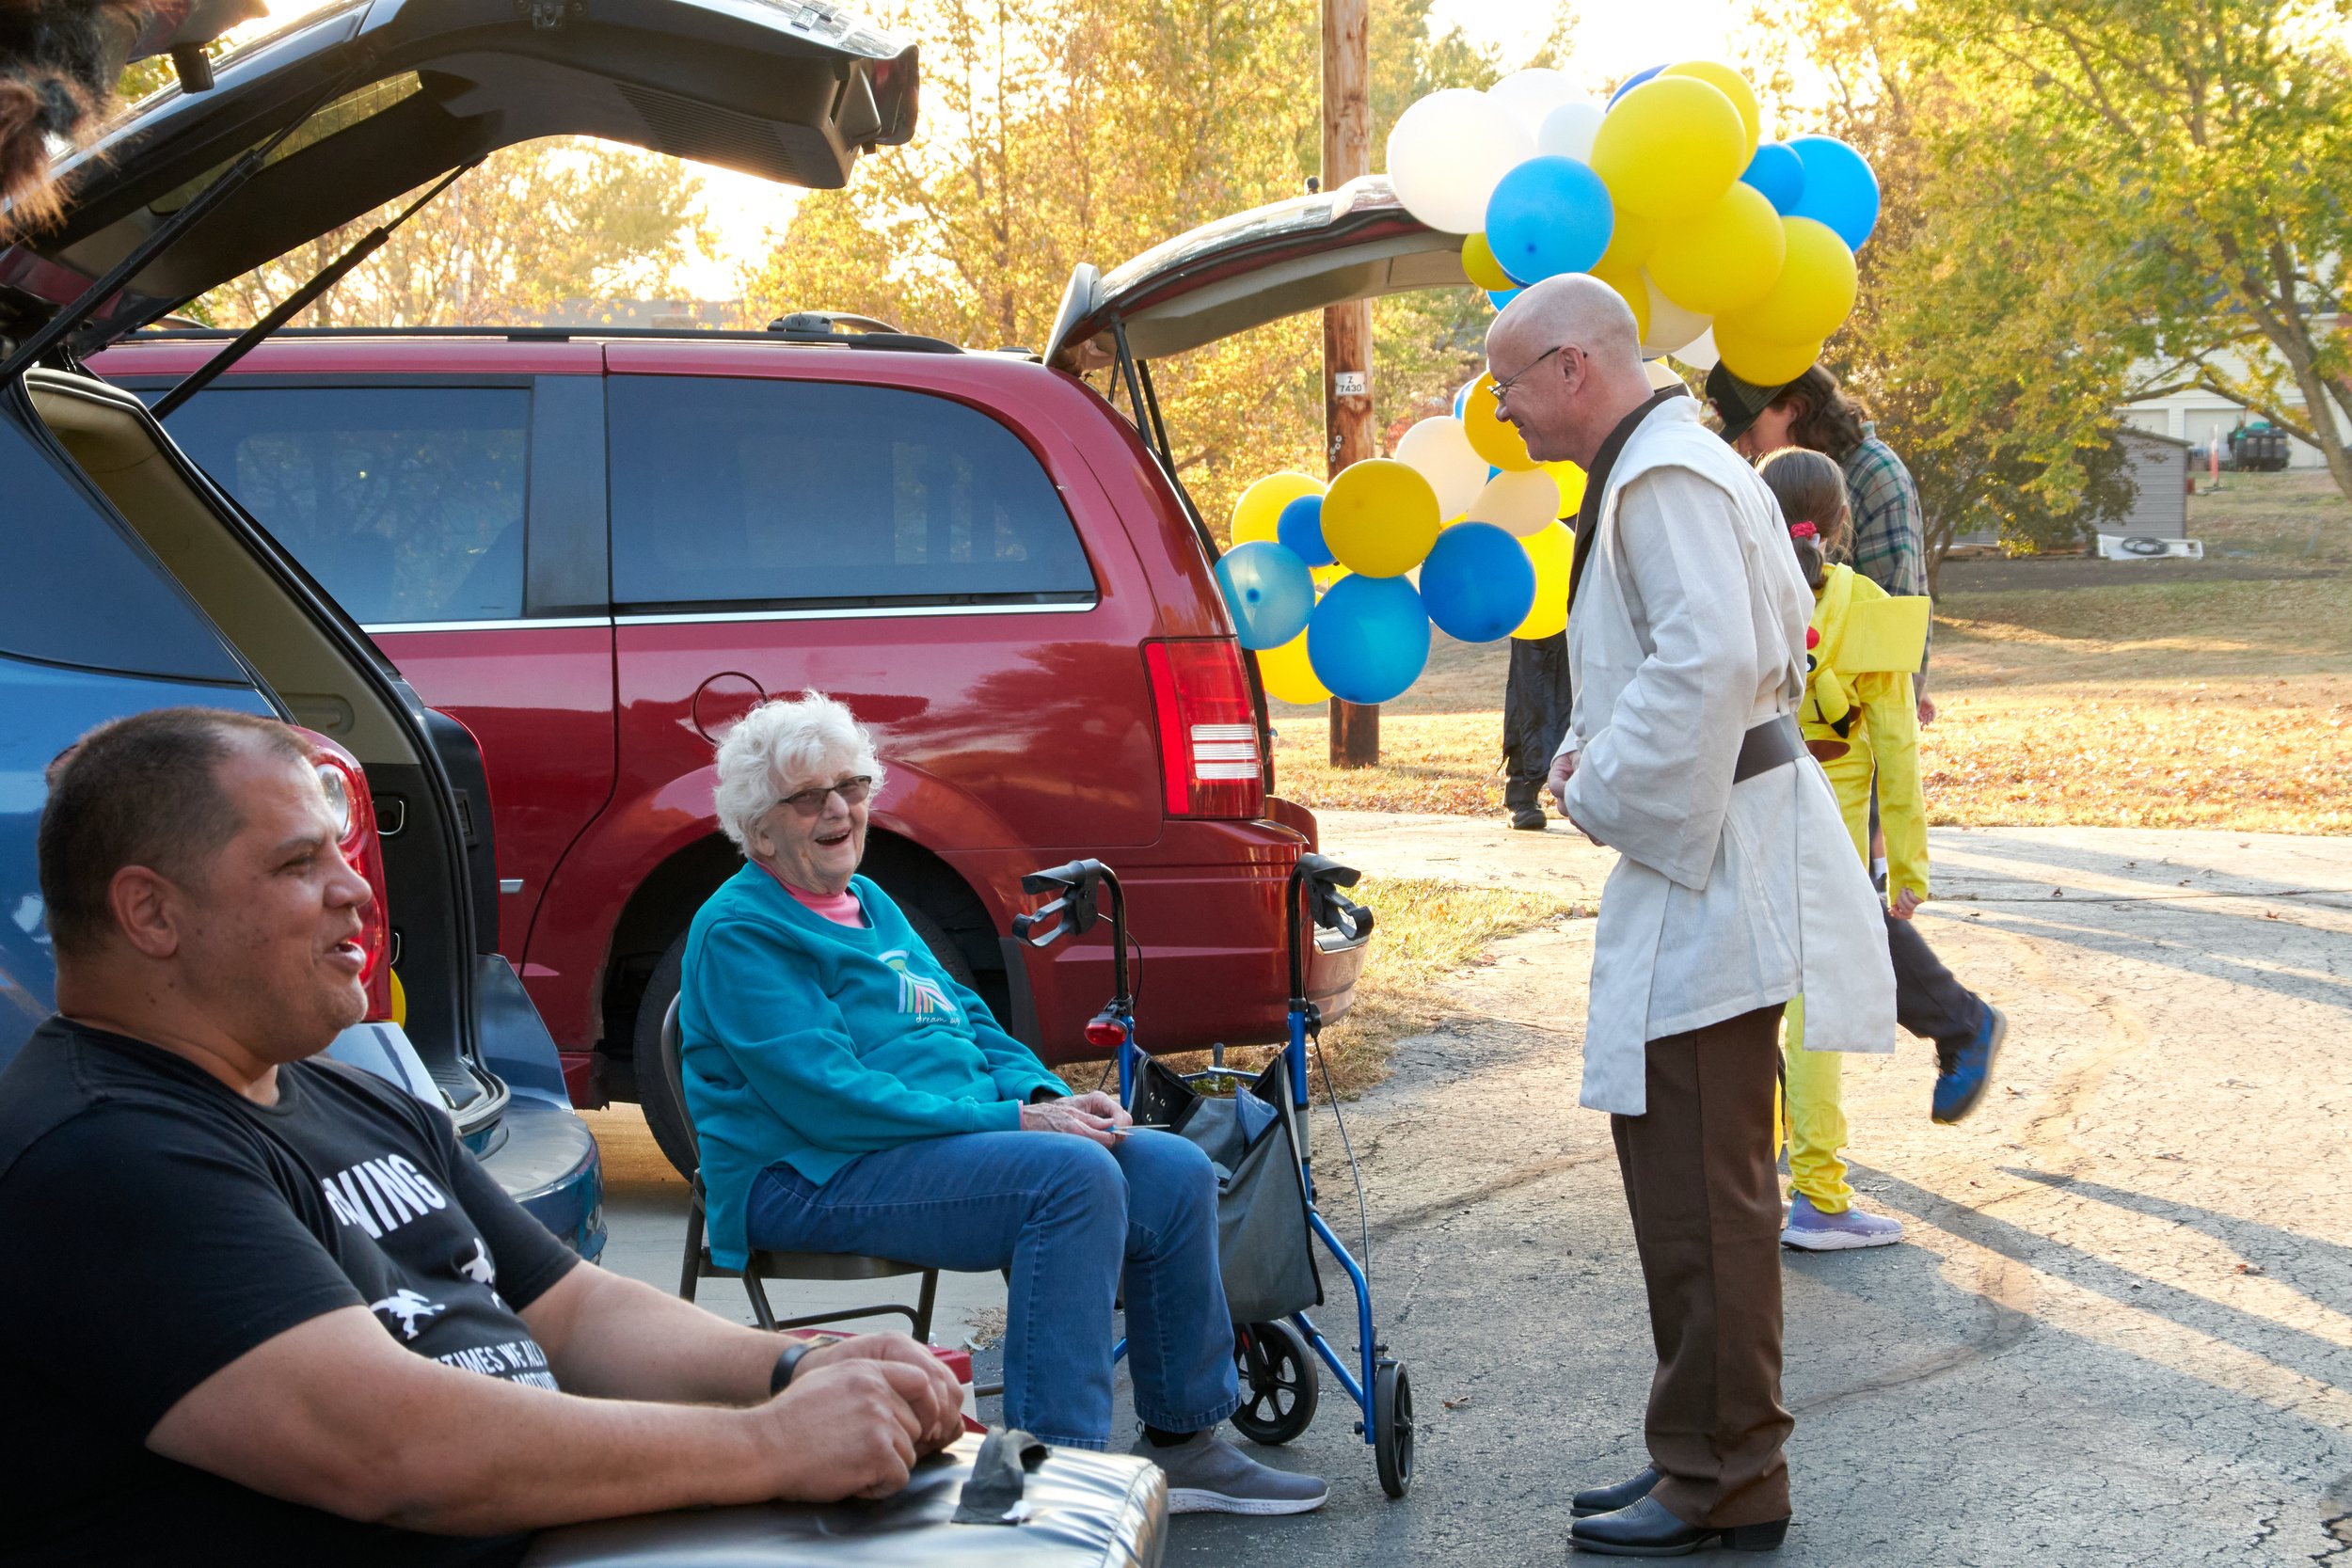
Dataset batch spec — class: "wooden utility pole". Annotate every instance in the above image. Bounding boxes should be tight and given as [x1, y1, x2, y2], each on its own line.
[1323, 0, 1379, 768]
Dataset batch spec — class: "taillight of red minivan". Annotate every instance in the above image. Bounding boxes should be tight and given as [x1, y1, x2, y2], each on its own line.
[296, 728, 395, 1022]
[1143, 639, 1265, 818]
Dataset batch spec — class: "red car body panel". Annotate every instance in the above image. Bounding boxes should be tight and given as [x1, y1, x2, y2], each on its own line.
[92, 334, 1361, 1101]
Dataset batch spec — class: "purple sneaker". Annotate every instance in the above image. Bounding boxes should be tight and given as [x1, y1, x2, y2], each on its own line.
[1781, 1193, 1904, 1251]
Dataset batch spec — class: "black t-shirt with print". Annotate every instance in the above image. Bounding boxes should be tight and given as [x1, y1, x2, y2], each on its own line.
[0, 1017, 580, 1567]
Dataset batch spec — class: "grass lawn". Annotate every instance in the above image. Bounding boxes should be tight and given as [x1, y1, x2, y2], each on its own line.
[1273, 472, 2352, 834]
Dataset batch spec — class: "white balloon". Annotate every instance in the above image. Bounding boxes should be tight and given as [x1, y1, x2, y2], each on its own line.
[1487, 68, 1578, 138]
[1467, 468, 1563, 538]
[1672, 326, 1721, 372]
[1393, 415, 1492, 521]
[1534, 100, 1604, 164]
[1385, 88, 1534, 234]
[1645, 359, 1691, 391]
[1641, 271, 1711, 356]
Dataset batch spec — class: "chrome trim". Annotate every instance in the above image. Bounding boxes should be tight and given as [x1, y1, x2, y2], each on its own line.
[363, 616, 612, 633]
[614, 600, 1097, 626]
[499, 878, 524, 894]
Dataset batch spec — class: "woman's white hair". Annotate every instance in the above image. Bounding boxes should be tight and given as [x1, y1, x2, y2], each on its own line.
[711, 691, 886, 852]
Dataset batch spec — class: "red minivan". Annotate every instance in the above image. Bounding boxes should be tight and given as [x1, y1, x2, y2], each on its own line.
[98, 271, 1381, 1170]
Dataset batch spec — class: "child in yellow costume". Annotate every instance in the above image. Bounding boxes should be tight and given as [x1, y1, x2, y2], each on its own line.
[1756, 449, 1931, 1251]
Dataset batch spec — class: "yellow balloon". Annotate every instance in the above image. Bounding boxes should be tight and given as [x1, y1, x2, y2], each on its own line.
[1596, 206, 1659, 273]
[1257, 628, 1330, 705]
[1718, 216, 1858, 346]
[1512, 521, 1575, 640]
[1713, 320, 1823, 386]
[1660, 61, 1760, 165]
[1462, 232, 1519, 291]
[1544, 460, 1588, 515]
[1232, 470, 1323, 546]
[1590, 75, 1747, 221]
[1645, 182, 1787, 317]
[1590, 261, 1652, 343]
[1321, 458, 1441, 578]
[1462, 372, 1539, 472]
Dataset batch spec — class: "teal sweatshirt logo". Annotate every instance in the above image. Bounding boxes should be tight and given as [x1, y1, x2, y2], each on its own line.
[882, 948, 959, 1019]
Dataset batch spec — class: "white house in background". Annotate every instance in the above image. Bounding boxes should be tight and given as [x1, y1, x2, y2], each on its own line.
[2116, 323, 2349, 468]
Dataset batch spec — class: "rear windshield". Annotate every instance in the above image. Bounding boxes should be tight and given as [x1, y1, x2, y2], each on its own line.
[0, 407, 246, 684]
[160, 386, 532, 626]
[606, 374, 1095, 611]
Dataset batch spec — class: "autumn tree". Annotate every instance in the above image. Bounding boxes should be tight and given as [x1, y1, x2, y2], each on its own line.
[741, 0, 1562, 537]
[198, 138, 707, 328]
[1760, 0, 2352, 565]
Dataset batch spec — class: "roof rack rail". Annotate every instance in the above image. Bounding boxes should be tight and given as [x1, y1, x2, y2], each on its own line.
[122, 324, 964, 354]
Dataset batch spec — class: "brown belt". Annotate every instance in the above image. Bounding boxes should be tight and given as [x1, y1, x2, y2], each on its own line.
[1732, 714, 1804, 784]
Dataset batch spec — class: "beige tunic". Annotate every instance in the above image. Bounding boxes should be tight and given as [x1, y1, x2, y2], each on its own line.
[1560, 399, 1896, 1117]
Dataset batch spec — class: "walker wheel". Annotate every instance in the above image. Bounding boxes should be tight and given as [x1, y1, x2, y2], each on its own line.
[1374, 1358, 1413, 1498]
[1229, 1321, 1318, 1446]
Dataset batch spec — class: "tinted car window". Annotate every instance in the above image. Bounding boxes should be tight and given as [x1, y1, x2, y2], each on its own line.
[0, 409, 244, 683]
[607, 375, 1094, 610]
[161, 387, 531, 626]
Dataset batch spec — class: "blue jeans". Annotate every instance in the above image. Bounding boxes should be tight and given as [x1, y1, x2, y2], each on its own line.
[745, 1130, 1241, 1449]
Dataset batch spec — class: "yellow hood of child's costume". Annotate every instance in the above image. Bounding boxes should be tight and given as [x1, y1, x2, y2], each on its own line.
[1802, 566, 1931, 746]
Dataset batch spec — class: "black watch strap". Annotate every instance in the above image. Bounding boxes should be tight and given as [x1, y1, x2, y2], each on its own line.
[769, 1339, 818, 1396]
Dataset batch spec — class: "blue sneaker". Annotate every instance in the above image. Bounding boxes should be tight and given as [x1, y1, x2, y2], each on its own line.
[1933, 1003, 2007, 1124]
[1781, 1193, 1904, 1250]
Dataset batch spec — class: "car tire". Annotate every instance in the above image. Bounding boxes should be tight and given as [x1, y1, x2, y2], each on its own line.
[630, 890, 983, 1180]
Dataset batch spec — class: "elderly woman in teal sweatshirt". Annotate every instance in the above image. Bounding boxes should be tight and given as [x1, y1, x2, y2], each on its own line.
[677, 692, 1325, 1514]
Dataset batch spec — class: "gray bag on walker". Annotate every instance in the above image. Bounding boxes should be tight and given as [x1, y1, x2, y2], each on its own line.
[1130, 1053, 1322, 1323]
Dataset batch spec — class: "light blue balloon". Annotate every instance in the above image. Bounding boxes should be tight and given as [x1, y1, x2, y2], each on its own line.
[1215, 541, 1314, 651]
[1307, 575, 1431, 705]
[1488, 287, 1522, 310]
[1785, 135, 1880, 250]
[1453, 379, 1474, 419]
[1420, 522, 1537, 643]
[1609, 62, 1665, 106]
[1485, 156, 1614, 282]
[1276, 494, 1334, 567]
[1740, 141, 1806, 215]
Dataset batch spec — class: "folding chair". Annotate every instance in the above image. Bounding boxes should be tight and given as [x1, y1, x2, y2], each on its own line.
[660, 997, 938, 1338]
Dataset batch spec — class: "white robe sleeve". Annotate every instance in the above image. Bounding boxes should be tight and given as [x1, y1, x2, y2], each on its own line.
[1565, 467, 1761, 891]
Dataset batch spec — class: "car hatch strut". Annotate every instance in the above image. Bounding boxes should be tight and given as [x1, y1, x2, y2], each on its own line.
[0, 65, 364, 383]
[153, 161, 475, 420]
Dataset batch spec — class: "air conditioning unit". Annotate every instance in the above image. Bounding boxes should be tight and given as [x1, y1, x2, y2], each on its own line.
[2095, 534, 2204, 561]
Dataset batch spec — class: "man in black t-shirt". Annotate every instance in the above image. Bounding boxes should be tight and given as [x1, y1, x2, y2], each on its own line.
[0, 708, 965, 1566]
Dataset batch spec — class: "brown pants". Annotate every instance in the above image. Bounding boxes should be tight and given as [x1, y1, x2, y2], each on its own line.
[1609, 1004, 1793, 1528]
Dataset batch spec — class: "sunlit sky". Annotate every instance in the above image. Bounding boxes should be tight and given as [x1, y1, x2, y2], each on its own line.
[243, 0, 1756, 299]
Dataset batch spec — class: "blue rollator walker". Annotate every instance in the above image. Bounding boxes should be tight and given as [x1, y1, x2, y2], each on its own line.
[1011, 852, 1412, 1497]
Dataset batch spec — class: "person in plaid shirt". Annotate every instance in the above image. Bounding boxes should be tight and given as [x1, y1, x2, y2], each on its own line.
[1704, 362, 2009, 1147]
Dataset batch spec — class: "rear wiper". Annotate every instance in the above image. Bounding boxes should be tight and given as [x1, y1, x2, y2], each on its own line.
[153, 161, 473, 420]
[0, 67, 360, 383]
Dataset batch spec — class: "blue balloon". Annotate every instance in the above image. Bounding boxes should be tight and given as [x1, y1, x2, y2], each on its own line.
[1786, 135, 1880, 250]
[1276, 495, 1334, 567]
[1740, 141, 1807, 214]
[1609, 62, 1665, 106]
[1488, 287, 1522, 310]
[1215, 541, 1314, 651]
[1307, 574, 1431, 705]
[1420, 523, 1537, 643]
[1485, 157, 1614, 282]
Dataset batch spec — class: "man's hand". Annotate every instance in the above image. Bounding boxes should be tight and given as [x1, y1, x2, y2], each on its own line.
[1889, 888, 1922, 921]
[1916, 694, 1937, 726]
[755, 1359, 936, 1501]
[1020, 1095, 1120, 1145]
[1546, 748, 1578, 813]
[798, 1334, 964, 1451]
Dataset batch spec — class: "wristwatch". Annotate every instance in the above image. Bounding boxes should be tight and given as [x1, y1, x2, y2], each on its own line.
[769, 1336, 835, 1395]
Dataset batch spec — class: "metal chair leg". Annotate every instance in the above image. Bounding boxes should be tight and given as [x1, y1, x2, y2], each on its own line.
[913, 1269, 939, 1342]
[680, 1198, 705, 1303]
[744, 1273, 779, 1332]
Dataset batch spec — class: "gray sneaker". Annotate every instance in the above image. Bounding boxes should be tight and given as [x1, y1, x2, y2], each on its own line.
[1781, 1192, 1904, 1250]
[1133, 1429, 1329, 1515]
